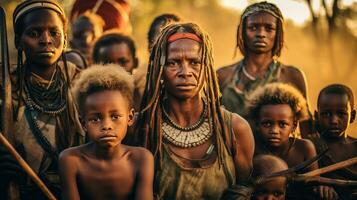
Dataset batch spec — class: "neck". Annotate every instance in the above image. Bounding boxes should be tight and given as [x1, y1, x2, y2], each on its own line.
[28, 62, 57, 81]
[164, 94, 204, 127]
[322, 133, 348, 144]
[92, 143, 121, 160]
[263, 139, 291, 157]
[244, 52, 274, 76]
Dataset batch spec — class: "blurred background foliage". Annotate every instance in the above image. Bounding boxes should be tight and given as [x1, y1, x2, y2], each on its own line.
[1, 0, 357, 136]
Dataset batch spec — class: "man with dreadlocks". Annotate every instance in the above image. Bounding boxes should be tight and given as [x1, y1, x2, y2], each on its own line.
[0, 0, 84, 199]
[135, 22, 254, 200]
[217, 1, 313, 138]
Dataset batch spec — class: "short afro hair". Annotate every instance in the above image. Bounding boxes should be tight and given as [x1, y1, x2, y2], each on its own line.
[248, 83, 308, 121]
[72, 64, 134, 115]
[317, 84, 354, 110]
[93, 32, 137, 64]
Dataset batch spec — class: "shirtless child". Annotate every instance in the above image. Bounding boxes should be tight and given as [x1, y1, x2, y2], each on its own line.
[251, 155, 289, 200]
[311, 84, 357, 199]
[59, 65, 154, 200]
[249, 83, 337, 200]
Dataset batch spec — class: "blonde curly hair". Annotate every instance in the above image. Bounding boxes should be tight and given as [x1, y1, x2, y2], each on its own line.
[72, 64, 134, 115]
[248, 83, 308, 121]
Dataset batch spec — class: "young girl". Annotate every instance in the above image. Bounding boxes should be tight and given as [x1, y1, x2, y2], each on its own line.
[59, 64, 154, 200]
[0, 0, 84, 198]
[248, 83, 337, 200]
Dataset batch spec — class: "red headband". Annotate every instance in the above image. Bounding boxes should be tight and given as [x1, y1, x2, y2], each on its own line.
[168, 33, 202, 43]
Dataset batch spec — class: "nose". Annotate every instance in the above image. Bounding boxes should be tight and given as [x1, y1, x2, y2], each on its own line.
[256, 27, 266, 38]
[39, 31, 52, 45]
[178, 61, 193, 78]
[268, 124, 280, 136]
[101, 118, 113, 131]
[265, 195, 275, 200]
[330, 114, 339, 125]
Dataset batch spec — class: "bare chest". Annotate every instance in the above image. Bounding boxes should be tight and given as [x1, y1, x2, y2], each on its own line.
[77, 158, 136, 199]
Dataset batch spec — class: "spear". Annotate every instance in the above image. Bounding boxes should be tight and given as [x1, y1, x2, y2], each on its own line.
[0, 6, 56, 200]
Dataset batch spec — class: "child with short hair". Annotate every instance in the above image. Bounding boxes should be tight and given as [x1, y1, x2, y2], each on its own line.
[59, 64, 154, 200]
[251, 154, 289, 200]
[92, 32, 138, 74]
[249, 83, 337, 200]
[311, 84, 357, 199]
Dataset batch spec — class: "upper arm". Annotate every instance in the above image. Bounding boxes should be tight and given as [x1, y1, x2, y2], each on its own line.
[231, 113, 255, 184]
[282, 66, 308, 98]
[134, 148, 154, 200]
[301, 139, 318, 171]
[59, 149, 80, 200]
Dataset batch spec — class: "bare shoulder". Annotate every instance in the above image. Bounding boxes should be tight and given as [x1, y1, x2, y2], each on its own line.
[59, 145, 84, 160]
[294, 138, 316, 156]
[230, 112, 252, 135]
[216, 62, 239, 90]
[280, 65, 307, 96]
[125, 145, 154, 165]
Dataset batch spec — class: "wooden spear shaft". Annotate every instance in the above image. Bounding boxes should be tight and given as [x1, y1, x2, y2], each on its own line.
[0, 133, 57, 200]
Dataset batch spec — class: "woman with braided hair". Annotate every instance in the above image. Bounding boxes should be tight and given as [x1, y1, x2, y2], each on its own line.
[134, 22, 254, 199]
[217, 1, 313, 138]
[0, 0, 84, 199]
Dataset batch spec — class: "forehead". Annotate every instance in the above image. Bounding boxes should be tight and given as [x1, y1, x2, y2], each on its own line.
[318, 93, 350, 108]
[22, 9, 63, 29]
[72, 18, 95, 31]
[246, 12, 277, 25]
[167, 39, 201, 58]
[255, 177, 287, 190]
[259, 104, 294, 118]
[84, 90, 129, 110]
[100, 43, 131, 55]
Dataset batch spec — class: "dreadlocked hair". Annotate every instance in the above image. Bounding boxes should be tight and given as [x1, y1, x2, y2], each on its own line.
[236, 1, 284, 58]
[12, 0, 81, 150]
[135, 22, 230, 169]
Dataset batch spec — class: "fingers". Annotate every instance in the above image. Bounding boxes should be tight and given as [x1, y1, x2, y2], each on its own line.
[315, 186, 339, 200]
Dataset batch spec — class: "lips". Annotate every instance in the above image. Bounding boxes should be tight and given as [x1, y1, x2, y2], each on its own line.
[253, 40, 267, 47]
[267, 137, 280, 143]
[99, 134, 117, 141]
[176, 83, 196, 90]
[37, 50, 55, 57]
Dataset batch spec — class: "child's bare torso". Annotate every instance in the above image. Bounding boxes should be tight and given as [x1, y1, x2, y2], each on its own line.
[325, 137, 357, 173]
[76, 145, 137, 200]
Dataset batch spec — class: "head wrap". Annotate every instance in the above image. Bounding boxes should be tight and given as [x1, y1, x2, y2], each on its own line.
[168, 32, 202, 43]
[241, 1, 283, 21]
[13, 0, 65, 28]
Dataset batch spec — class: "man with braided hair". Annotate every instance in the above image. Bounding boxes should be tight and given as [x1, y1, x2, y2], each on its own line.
[217, 1, 313, 137]
[0, 1, 84, 199]
[135, 22, 254, 200]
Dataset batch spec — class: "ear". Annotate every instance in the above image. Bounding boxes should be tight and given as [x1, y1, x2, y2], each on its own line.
[350, 110, 356, 123]
[127, 108, 135, 127]
[134, 57, 139, 69]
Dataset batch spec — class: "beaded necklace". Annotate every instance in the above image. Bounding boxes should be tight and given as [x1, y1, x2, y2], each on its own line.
[162, 100, 213, 148]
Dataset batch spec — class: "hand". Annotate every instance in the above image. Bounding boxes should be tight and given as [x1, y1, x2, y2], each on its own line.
[0, 144, 25, 183]
[313, 185, 339, 200]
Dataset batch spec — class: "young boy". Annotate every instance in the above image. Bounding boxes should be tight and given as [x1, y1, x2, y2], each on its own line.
[251, 154, 289, 200]
[311, 84, 357, 199]
[249, 83, 337, 200]
[59, 64, 154, 200]
[92, 33, 138, 74]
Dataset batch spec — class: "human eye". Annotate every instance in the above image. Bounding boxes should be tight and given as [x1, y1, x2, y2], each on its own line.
[273, 191, 284, 197]
[321, 111, 331, 117]
[166, 60, 178, 68]
[50, 29, 61, 37]
[279, 121, 289, 128]
[190, 59, 201, 66]
[265, 25, 276, 32]
[337, 111, 348, 117]
[88, 116, 100, 123]
[26, 29, 40, 38]
[111, 114, 121, 120]
[260, 121, 271, 128]
[247, 25, 257, 31]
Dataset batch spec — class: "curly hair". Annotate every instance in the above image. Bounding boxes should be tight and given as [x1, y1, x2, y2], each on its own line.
[72, 64, 134, 115]
[248, 83, 308, 121]
[236, 1, 284, 57]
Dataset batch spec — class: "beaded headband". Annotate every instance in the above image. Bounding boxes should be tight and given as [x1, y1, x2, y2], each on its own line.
[168, 33, 202, 43]
[13, 0, 65, 26]
[241, 2, 283, 21]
